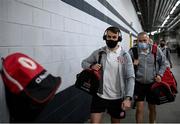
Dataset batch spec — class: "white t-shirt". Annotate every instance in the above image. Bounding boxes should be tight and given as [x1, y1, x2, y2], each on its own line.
[98, 46, 123, 100]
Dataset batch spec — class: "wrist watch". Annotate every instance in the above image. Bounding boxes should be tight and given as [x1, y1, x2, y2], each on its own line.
[125, 96, 132, 101]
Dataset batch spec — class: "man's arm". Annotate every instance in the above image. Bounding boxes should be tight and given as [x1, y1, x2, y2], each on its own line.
[81, 50, 98, 69]
[122, 52, 135, 110]
[124, 52, 135, 98]
[157, 47, 166, 76]
[167, 48, 173, 67]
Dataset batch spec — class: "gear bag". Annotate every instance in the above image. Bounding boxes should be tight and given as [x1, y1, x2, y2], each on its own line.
[1, 52, 61, 104]
[75, 52, 103, 95]
[150, 67, 177, 105]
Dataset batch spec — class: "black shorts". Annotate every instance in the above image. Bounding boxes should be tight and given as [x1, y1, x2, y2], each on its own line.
[90, 94, 125, 119]
[134, 81, 155, 104]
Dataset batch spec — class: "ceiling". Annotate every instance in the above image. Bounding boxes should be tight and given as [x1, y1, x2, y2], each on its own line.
[131, 0, 180, 32]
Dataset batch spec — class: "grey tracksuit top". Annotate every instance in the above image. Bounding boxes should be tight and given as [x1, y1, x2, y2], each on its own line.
[81, 46, 135, 98]
[129, 44, 166, 84]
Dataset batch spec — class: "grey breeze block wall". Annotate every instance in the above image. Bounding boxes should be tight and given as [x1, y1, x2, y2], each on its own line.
[0, 0, 142, 122]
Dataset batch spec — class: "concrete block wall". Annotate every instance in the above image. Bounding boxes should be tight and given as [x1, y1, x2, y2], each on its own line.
[0, 0, 142, 92]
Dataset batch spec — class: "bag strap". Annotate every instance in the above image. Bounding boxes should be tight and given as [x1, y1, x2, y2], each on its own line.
[98, 51, 103, 64]
[131, 46, 138, 74]
[152, 43, 157, 70]
[1, 63, 24, 91]
[1, 57, 24, 92]
[166, 48, 169, 59]
[131, 46, 138, 60]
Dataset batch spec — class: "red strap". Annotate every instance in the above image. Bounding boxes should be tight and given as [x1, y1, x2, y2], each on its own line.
[152, 43, 157, 70]
[152, 43, 157, 54]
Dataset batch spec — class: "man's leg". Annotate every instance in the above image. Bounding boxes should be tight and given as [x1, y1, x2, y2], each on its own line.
[136, 101, 144, 123]
[90, 113, 103, 123]
[111, 117, 120, 123]
[108, 99, 125, 124]
[90, 94, 106, 123]
[148, 103, 156, 123]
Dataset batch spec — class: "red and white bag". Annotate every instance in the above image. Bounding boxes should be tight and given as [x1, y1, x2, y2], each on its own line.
[1, 52, 61, 104]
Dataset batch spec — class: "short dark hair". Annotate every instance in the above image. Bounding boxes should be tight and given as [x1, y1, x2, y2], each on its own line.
[103, 26, 122, 41]
[106, 26, 120, 34]
[160, 39, 166, 43]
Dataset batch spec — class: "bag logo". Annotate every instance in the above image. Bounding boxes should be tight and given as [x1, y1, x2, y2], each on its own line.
[18, 57, 37, 70]
[35, 71, 49, 84]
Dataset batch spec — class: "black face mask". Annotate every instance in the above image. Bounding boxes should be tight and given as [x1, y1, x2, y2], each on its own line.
[106, 40, 118, 48]
[160, 43, 165, 47]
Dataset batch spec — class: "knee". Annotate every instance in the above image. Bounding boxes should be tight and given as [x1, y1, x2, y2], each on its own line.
[136, 102, 144, 112]
[136, 107, 144, 114]
[148, 105, 156, 114]
[136, 103, 144, 113]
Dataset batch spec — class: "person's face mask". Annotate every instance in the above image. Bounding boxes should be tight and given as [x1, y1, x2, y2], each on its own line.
[138, 42, 149, 49]
[160, 43, 165, 47]
[106, 40, 118, 48]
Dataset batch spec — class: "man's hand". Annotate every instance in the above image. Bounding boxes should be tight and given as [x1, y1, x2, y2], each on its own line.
[91, 64, 101, 71]
[170, 64, 173, 68]
[133, 59, 139, 66]
[121, 99, 131, 110]
[155, 75, 161, 82]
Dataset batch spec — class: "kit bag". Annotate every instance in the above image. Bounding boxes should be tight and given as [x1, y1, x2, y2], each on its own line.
[75, 52, 103, 95]
[150, 67, 177, 105]
[1, 52, 61, 104]
[75, 68, 101, 95]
